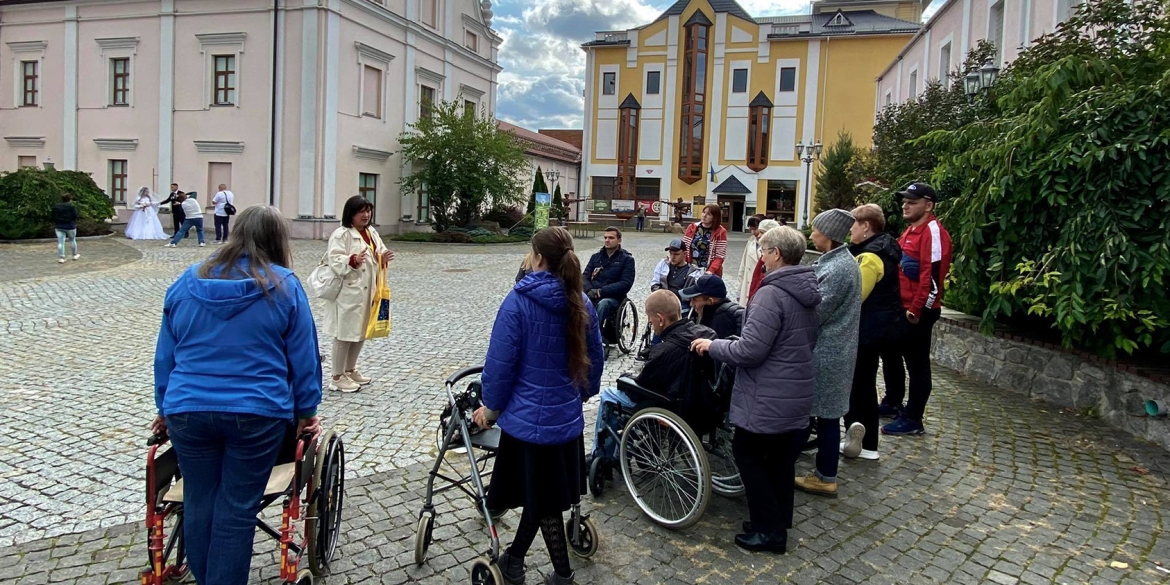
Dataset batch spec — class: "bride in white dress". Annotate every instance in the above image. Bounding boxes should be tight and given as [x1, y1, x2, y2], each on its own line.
[125, 186, 170, 240]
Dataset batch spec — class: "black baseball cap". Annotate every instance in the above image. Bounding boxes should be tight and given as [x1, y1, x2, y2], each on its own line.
[665, 239, 685, 251]
[896, 182, 938, 202]
[679, 275, 727, 300]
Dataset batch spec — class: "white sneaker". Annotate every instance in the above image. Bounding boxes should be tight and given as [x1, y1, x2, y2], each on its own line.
[199, 242, 206, 247]
[346, 370, 372, 385]
[857, 449, 880, 460]
[329, 376, 361, 393]
[165, 243, 176, 248]
[72, 254, 80, 261]
[57, 258, 65, 264]
[841, 422, 865, 459]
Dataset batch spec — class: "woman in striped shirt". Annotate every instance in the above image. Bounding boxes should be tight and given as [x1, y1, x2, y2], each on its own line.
[683, 204, 729, 277]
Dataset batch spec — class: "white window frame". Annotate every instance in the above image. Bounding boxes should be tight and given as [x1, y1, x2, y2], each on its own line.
[908, 65, 918, 100]
[416, 66, 445, 120]
[602, 72, 616, 95]
[731, 68, 749, 93]
[8, 41, 46, 109]
[938, 37, 953, 81]
[196, 32, 246, 109]
[884, 89, 893, 106]
[356, 42, 394, 123]
[96, 37, 139, 108]
[460, 83, 485, 113]
[775, 59, 800, 107]
[987, 0, 1006, 66]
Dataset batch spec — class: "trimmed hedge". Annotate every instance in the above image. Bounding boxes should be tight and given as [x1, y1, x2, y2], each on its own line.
[0, 168, 115, 239]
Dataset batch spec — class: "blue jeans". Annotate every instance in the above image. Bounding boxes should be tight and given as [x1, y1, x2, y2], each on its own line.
[798, 417, 841, 482]
[636, 216, 644, 231]
[166, 412, 288, 585]
[591, 387, 637, 461]
[596, 298, 620, 341]
[55, 229, 77, 258]
[170, 217, 205, 245]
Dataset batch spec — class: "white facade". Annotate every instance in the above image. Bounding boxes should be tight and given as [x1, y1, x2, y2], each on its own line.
[0, 0, 502, 238]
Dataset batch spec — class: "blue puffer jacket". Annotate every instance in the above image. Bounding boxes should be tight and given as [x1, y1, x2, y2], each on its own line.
[482, 271, 605, 445]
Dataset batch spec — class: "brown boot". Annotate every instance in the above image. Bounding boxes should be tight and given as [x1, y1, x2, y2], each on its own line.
[794, 474, 838, 498]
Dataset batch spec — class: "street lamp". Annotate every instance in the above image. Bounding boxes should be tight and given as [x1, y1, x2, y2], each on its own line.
[544, 169, 562, 224]
[42, 157, 55, 171]
[795, 140, 822, 229]
[965, 59, 1000, 101]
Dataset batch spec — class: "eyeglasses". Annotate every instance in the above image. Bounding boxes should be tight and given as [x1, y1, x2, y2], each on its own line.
[762, 247, 778, 255]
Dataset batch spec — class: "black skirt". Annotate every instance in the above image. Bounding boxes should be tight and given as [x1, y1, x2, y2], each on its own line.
[486, 430, 586, 517]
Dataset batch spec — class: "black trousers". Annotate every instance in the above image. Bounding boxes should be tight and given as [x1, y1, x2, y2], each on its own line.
[879, 308, 941, 421]
[732, 427, 800, 537]
[170, 209, 185, 233]
[214, 215, 231, 241]
[844, 343, 882, 451]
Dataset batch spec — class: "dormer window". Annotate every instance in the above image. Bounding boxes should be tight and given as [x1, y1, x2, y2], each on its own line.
[826, 10, 853, 27]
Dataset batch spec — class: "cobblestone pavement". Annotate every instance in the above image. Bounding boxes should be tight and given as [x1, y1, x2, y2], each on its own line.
[2, 230, 1169, 584]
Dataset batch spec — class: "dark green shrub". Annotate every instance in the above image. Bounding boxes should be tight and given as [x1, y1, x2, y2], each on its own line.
[433, 230, 474, 243]
[0, 168, 115, 239]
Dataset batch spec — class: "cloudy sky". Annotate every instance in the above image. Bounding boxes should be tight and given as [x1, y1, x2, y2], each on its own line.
[491, 0, 944, 131]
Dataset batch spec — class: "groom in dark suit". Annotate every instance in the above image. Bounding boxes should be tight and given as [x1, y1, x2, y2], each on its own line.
[160, 183, 185, 234]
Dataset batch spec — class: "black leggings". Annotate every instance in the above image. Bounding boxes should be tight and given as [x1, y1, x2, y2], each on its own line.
[507, 506, 572, 578]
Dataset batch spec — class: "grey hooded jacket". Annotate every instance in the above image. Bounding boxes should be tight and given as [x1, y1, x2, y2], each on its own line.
[708, 265, 821, 435]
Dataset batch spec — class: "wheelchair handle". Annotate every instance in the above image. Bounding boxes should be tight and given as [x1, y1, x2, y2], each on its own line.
[146, 433, 168, 447]
[445, 365, 484, 386]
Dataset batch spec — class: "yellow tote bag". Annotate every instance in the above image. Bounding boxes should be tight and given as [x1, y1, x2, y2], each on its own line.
[365, 268, 392, 339]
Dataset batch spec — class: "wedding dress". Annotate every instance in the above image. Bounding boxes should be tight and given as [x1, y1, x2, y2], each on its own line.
[125, 188, 169, 240]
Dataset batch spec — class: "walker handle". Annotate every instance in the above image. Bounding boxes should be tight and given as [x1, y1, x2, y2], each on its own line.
[147, 433, 168, 447]
[445, 365, 484, 386]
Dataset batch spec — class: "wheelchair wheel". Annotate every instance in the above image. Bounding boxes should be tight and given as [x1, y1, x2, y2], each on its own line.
[616, 300, 639, 355]
[413, 512, 434, 565]
[567, 516, 599, 558]
[588, 456, 606, 498]
[295, 568, 314, 585]
[707, 425, 745, 498]
[619, 407, 711, 530]
[469, 557, 504, 585]
[306, 430, 345, 576]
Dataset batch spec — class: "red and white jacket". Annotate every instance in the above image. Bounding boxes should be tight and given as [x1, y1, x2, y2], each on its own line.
[683, 222, 728, 277]
[898, 215, 952, 315]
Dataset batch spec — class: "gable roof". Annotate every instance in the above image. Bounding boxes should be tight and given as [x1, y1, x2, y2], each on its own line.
[764, 9, 918, 38]
[619, 94, 642, 109]
[497, 121, 581, 164]
[712, 175, 753, 195]
[654, 0, 756, 25]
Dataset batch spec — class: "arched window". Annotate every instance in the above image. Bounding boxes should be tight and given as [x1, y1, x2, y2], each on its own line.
[678, 10, 711, 184]
[617, 94, 641, 198]
[747, 92, 772, 172]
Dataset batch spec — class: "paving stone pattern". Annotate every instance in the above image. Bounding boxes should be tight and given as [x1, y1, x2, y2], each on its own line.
[1, 232, 1168, 584]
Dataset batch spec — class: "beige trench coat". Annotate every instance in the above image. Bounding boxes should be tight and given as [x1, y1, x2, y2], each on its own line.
[322, 226, 388, 342]
[736, 236, 761, 302]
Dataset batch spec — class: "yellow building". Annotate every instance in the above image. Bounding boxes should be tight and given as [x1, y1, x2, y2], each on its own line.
[580, 0, 921, 230]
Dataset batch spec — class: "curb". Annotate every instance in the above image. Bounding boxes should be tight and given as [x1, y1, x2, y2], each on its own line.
[0, 232, 117, 244]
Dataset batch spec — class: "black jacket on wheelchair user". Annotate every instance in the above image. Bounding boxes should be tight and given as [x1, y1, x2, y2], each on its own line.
[695, 298, 745, 341]
[633, 319, 720, 431]
[583, 247, 636, 300]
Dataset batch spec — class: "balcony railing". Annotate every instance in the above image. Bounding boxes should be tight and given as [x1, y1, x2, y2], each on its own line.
[595, 31, 628, 43]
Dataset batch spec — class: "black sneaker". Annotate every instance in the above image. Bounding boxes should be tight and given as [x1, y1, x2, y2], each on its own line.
[878, 402, 904, 418]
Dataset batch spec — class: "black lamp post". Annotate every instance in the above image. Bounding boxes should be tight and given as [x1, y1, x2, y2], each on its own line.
[965, 59, 1001, 102]
[795, 140, 822, 228]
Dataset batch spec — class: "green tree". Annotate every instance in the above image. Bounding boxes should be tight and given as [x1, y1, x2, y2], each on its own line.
[551, 184, 563, 220]
[814, 131, 860, 212]
[0, 167, 115, 239]
[925, 0, 1170, 356]
[399, 99, 528, 232]
[527, 166, 548, 215]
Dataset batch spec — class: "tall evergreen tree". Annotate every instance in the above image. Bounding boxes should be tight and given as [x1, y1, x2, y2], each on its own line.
[527, 166, 548, 214]
[552, 184, 564, 220]
[814, 131, 860, 212]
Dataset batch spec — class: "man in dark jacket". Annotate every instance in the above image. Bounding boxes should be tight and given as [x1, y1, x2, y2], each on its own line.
[160, 183, 185, 234]
[582, 227, 636, 338]
[680, 274, 744, 340]
[590, 290, 715, 463]
[52, 193, 80, 263]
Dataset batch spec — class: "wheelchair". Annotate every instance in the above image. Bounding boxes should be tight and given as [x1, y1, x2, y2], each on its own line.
[141, 425, 345, 585]
[599, 297, 639, 358]
[415, 366, 599, 584]
[588, 353, 743, 530]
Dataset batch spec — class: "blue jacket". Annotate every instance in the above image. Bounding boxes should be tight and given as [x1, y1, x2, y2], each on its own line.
[582, 247, 635, 300]
[154, 259, 323, 421]
[482, 271, 605, 445]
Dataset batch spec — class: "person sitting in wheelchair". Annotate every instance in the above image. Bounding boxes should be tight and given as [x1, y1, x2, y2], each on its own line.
[582, 227, 635, 342]
[589, 290, 716, 467]
[679, 274, 745, 341]
[649, 238, 703, 310]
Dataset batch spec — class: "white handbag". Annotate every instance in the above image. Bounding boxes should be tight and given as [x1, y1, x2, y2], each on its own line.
[306, 251, 342, 301]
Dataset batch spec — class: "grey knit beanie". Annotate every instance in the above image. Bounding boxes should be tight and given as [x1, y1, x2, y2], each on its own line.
[812, 208, 855, 244]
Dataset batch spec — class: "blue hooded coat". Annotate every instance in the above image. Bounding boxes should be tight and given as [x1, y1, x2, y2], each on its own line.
[482, 271, 605, 445]
[154, 260, 323, 420]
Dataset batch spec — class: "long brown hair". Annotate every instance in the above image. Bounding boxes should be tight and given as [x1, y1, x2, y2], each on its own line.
[197, 206, 293, 294]
[531, 227, 591, 386]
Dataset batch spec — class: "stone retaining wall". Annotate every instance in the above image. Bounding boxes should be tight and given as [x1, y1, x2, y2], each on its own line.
[931, 311, 1170, 452]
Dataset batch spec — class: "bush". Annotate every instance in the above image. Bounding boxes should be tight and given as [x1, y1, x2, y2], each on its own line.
[389, 231, 528, 244]
[508, 224, 534, 239]
[483, 206, 525, 227]
[0, 168, 116, 239]
[433, 231, 475, 243]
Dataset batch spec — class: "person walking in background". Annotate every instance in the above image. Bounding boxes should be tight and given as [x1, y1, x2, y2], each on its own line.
[683, 204, 729, 277]
[745, 219, 781, 303]
[52, 193, 80, 264]
[882, 183, 953, 436]
[843, 204, 904, 461]
[151, 206, 322, 585]
[472, 227, 604, 585]
[736, 215, 766, 302]
[795, 209, 861, 498]
[212, 184, 235, 244]
[126, 187, 169, 240]
[322, 196, 394, 392]
[166, 193, 206, 248]
[635, 206, 646, 232]
[691, 226, 820, 555]
[160, 183, 185, 235]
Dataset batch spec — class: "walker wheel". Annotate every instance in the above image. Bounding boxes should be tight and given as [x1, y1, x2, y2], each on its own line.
[295, 568, 313, 585]
[588, 457, 605, 498]
[469, 557, 504, 585]
[567, 516, 599, 558]
[413, 513, 434, 566]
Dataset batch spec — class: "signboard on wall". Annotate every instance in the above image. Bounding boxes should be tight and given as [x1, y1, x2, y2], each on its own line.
[636, 200, 663, 214]
[592, 199, 610, 212]
[611, 199, 635, 213]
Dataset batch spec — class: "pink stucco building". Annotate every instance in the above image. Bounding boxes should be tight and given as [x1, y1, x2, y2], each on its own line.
[875, 0, 1082, 106]
[0, 0, 501, 237]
